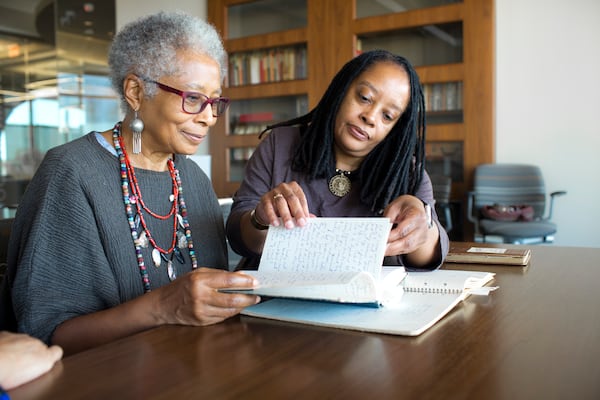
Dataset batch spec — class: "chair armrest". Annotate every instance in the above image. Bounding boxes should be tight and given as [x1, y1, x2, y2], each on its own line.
[466, 191, 481, 234]
[466, 191, 476, 223]
[546, 190, 567, 220]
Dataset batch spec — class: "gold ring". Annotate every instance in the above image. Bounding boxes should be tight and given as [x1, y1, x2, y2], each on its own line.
[273, 193, 284, 200]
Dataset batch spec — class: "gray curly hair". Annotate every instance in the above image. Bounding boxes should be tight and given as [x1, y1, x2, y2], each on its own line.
[108, 10, 227, 112]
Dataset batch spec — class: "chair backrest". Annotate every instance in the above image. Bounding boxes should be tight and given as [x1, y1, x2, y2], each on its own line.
[218, 197, 243, 270]
[473, 164, 546, 218]
[0, 218, 13, 283]
[0, 179, 29, 209]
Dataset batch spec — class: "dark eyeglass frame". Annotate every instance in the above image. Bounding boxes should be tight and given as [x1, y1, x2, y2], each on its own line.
[143, 78, 230, 117]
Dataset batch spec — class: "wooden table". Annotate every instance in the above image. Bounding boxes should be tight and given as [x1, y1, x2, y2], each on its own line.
[9, 244, 600, 399]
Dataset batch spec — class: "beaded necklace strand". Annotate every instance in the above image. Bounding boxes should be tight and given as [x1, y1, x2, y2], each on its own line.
[113, 122, 197, 292]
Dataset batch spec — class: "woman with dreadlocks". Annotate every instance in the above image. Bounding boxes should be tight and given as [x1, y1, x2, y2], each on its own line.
[226, 49, 449, 270]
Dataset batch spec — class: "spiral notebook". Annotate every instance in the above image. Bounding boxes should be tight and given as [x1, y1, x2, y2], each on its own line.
[242, 268, 496, 336]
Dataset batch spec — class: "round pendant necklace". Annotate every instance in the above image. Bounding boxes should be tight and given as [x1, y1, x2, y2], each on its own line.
[328, 168, 353, 197]
[112, 122, 198, 292]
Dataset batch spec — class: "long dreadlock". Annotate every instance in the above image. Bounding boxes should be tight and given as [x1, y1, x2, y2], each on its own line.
[261, 50, 426, 213]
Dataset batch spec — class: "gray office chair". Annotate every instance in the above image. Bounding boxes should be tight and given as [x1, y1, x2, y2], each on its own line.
[466, 163, 566, 244]
[430, 174, 453, 233]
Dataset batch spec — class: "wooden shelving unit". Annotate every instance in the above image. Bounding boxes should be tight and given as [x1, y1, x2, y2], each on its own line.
[208, 0, 494, 239]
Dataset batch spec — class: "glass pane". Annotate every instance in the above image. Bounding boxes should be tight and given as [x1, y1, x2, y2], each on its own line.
[228, 0, 307, 39]
[0, 33, 57, 178]
[0, 0, 117, 180]
[57, 74, 119, 144]
[229, 45, 307, 87]
[356, 0, 461, 18]
[357, 22, 462, 67]
[426, 141, 463, 182]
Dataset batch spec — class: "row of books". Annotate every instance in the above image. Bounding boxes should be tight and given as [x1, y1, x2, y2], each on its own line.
[423, 81, 463, 112]
[231, 112, 278, 136]
[232, 123, 270, 136]
[228, 46, 307, 87]
[231, 147, 255, 162]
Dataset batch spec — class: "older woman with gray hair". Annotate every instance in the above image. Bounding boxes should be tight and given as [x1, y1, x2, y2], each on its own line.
[0, 11, 259, 355]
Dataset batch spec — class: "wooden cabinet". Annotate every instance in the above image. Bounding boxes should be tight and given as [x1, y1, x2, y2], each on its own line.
[208, 0, 494, 238]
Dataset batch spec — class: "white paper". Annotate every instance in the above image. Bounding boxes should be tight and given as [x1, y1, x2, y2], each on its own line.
[467, 246, 507, 254]
[259, 217, 392, 277]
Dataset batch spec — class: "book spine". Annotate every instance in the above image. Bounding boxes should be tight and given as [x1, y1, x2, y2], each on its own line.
[238, 112, 275, 123]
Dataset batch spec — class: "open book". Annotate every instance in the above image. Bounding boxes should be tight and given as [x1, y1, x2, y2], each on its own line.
[225, 217, 401, 305]
[242, 268, 497, 336]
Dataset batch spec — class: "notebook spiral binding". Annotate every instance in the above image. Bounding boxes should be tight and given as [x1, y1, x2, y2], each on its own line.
[403, 286, 463, 294]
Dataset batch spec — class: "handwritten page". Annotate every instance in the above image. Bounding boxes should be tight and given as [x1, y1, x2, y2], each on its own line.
[241, 270, 361, 287]
[259, 217, 392, 277]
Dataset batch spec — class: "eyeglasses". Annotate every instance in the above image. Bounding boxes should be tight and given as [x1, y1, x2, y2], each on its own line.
[144, 78, 230, 117]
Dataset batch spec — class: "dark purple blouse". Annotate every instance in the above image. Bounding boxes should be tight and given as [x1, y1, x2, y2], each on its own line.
[226, 126, 449, 270]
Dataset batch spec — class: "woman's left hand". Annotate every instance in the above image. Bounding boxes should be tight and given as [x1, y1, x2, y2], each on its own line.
[383, 195, 439, 264]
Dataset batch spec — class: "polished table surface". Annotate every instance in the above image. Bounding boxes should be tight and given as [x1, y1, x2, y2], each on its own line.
[9, 244, 600, 399]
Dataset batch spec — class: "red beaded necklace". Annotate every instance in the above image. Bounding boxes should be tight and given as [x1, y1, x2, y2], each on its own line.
[119, 137, 179, 255]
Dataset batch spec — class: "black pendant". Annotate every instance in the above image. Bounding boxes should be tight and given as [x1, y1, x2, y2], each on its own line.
[173, 246, 185, 264]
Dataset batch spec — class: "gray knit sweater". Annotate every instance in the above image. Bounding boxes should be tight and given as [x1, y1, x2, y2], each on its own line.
[0, 132, 227, 343]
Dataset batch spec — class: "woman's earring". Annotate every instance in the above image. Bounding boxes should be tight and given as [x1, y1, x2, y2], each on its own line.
[130, 110, 144, 154]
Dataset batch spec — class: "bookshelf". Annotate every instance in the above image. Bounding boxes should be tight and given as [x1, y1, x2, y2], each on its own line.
[208, 0, 494, 239]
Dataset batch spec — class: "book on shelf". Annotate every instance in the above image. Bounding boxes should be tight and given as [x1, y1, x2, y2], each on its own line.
[445, 243, 531, 266]
[423, 81, 463, 113]
[238, 112, 276, 123]
[230, 147, 255, 162]
[431, 83, 444, 111]
[232, 112, 280, 136]
[226, 217, 497, 336]
[445, 81, 458, 111]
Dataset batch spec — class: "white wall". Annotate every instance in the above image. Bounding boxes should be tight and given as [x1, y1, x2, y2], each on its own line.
[116, 0, 205, 28]
[116, 0, 600, 248]
[496, 0, 600, 247]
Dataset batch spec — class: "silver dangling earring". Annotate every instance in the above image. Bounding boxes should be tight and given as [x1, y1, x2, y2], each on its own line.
[130, 110, 144, 154]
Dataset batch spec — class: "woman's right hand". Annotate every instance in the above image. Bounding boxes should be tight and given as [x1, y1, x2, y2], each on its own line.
[0, 331, 63, 390]
[154, 268, 260, 327]
[253, 181, 312, 229]
[52, 268, 260, 355]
